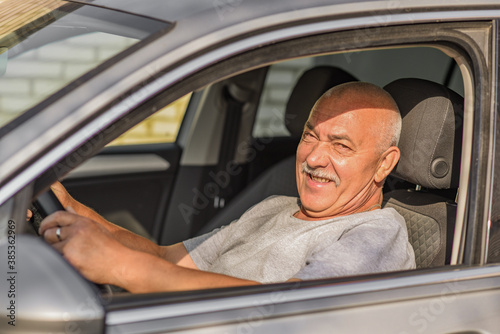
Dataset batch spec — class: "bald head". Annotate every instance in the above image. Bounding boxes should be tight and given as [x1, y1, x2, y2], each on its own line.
[312, 82, 401, 151]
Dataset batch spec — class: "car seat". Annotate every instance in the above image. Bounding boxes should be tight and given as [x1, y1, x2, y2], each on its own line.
[196, 66, 357, 235]
[383, 78, 463, 268]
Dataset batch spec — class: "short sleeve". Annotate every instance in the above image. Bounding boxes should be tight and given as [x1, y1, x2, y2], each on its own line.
[183, 226, 227, 270]
[293, 219, 415, 280]
[182, 196, 286, 271]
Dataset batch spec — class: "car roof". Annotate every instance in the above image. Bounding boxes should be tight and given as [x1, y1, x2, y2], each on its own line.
[71, 0, 500, 24]
[71, 0, 365, 22]
[68, 0, 500, 59]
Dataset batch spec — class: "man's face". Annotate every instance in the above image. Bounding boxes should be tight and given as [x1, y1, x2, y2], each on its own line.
[295, 95, 387, 220]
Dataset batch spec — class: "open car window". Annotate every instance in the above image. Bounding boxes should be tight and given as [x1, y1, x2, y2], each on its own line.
[253, 47, 463, 138]
[58, 44, 467, 268]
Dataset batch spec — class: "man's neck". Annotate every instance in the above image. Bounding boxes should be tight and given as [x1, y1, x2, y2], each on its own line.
[295, 191, 384, 221]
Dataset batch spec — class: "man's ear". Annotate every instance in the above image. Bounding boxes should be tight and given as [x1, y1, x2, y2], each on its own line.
[374, 146, 400, 183]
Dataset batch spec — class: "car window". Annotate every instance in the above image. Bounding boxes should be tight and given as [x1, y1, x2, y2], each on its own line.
[253, 47, 463, 138]
[0, 0, 170, 132]
[0, 32, 136, 121]
[108, 93, 191, 146]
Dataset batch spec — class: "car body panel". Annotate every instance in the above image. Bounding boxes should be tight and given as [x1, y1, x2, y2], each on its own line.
[71, 0, 500, 23]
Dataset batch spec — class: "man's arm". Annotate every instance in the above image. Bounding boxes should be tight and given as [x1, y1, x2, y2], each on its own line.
[45, 183, 296, 291]
[39, 210, 260, 292]
[112, 247, 260, 293]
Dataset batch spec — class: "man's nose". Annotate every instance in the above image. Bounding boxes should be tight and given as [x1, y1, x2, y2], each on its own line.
[306, 142, 330, 168]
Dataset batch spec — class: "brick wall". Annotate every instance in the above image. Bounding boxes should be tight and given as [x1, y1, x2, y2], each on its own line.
[0, 33, 136, 126]
[0, 30, 191, 146]
[110, 94, 190, 145]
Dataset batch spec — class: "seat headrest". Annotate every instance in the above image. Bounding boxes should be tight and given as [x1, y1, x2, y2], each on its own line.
[384, 78, 463, 189]
[285, 66, 357, 137]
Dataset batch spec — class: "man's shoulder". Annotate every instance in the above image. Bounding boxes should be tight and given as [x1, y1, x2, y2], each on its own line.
[357, 206, 403, 220]
[366, 206, 404, 221]
[337, 207, 406, 231]
[371, 207, 406, 226]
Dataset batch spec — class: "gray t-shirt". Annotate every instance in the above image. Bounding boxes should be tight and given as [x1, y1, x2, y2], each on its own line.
[184, 196, 416, 283]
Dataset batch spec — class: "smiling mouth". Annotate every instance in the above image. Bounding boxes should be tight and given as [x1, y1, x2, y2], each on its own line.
[301, 162, 340, 186]
[309, 174, 332, 183]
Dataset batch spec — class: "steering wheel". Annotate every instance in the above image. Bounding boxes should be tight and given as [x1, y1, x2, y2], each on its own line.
[30, 189, 65, 233]
[31, 189, 115, 295]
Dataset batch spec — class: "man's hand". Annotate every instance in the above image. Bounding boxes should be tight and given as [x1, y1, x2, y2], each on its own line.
[39, 210, 132, 286]
[50, 181, 78, 210]
[41, 182, 200, 284]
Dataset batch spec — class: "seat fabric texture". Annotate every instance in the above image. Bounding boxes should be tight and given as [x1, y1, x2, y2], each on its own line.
[383, 78, 463, 268]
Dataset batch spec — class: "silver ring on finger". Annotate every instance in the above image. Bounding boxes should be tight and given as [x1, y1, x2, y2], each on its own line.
[56, 227, 62, 242]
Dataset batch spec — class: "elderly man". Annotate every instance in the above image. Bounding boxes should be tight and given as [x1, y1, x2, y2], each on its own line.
[40, 82, 415, 293]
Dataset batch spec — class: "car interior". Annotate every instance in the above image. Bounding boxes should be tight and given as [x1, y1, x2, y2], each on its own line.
[53, 45, 465, 279]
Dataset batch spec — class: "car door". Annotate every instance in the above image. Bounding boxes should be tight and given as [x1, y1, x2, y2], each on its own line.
[1, 1, 499, 334]
[104, 266, 500, 334]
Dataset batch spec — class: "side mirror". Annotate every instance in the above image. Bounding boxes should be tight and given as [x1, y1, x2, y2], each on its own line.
[0, 235, 104, 333]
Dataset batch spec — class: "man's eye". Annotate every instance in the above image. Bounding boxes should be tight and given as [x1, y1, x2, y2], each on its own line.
[336, 143, 351, 151]
[302, 132, 315, 140]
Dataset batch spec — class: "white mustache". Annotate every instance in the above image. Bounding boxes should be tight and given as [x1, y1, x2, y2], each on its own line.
[301, 162, 340, 187]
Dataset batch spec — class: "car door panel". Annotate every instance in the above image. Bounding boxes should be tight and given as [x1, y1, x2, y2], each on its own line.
[104, 266, 500, 334]
[62, 143, 181, 241]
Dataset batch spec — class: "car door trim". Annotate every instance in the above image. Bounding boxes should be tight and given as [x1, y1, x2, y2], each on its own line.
[65, 154, 170, 179]
[105, 265, 500, 329]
